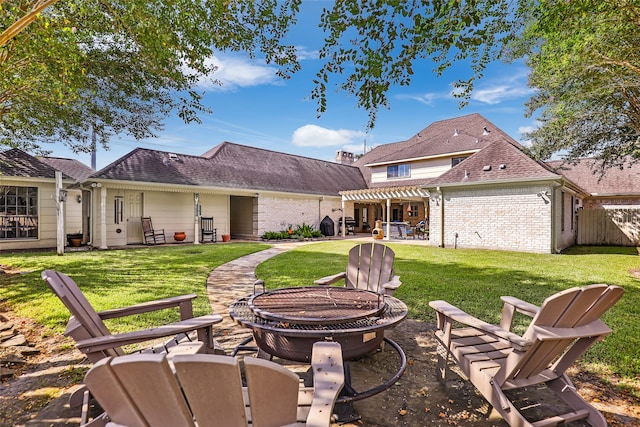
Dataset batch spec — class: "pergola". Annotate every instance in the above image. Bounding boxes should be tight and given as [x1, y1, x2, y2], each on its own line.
[338, 186, 430, 238]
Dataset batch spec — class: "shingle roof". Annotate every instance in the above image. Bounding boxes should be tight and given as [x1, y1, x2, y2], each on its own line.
[0, 148, 69, 180]
[40, 157, 95, 182]
[428, 139, 559, 186]
[547, 158, 640, 196]
[92, 142, 367, 196]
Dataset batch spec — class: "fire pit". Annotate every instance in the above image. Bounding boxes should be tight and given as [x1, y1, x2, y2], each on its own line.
[229, 286, 407, 363]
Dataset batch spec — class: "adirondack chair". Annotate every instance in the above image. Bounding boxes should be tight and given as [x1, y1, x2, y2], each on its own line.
[82, 341, 345, 427]
[200, 216, 217, 243]
[429, 284, 624, 427]
[141, 216, 166, 244]
[314, 243, 401, 296]
[41, 270, 224, 408]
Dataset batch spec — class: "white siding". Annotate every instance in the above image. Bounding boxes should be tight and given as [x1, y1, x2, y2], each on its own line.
[370, 157, 454, 184]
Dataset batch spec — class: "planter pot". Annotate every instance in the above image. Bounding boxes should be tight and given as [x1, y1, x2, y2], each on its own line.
[174, 231, 186, 242]
[222, 235, 230, 242]
[67, 233, 83, 246]
[70, 238, 82, 247]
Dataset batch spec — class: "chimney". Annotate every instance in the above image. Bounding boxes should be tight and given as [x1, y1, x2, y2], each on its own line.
[336, 150, 354, 165]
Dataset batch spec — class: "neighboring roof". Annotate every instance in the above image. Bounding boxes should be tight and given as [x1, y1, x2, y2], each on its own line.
[92, 142, 367, 196]
[0, 148, 71, 180]
[40, 157, 95, 181]
[427, 139, 559, 187]
[547, 158, 640, 196]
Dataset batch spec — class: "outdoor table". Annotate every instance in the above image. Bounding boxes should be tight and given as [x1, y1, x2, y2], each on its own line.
[229, 286, 408, 421]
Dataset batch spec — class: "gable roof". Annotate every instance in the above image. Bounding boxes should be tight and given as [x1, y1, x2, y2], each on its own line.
[427, 139, 560, 187]
[358, 113, 520, 167]
[40, 157, 95, 182]
[0, 148, 71, 180]
[92, 142, 367, 196]
[547, 158, 640, 196]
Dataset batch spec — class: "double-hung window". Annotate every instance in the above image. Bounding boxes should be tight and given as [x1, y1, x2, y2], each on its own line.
[387, 163, 410, 179]
[0, 186, 38, 239]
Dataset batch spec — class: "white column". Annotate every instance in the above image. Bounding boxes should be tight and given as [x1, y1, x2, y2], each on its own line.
[55, 171, 64, 255]
[100, 186, 107, 249]
[385, 198, 391, 240]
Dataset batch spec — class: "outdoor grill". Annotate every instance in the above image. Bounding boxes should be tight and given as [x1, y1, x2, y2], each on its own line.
[337, 216, 356, 235]
[229, 286, 407, 363]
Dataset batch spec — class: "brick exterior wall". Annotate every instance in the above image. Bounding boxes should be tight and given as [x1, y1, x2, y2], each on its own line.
[430, 185, 555, 253]
[256, 195, 347, 236]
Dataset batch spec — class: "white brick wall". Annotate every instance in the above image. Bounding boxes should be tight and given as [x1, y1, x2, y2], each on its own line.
[256, 195, 347, 236]
[430, 185, 555, 253]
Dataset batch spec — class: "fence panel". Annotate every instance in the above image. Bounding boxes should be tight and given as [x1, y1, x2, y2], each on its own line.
[578, 209, 640, 246]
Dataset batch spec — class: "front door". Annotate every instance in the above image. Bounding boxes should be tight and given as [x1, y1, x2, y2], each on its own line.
[126, 192, 143, 243]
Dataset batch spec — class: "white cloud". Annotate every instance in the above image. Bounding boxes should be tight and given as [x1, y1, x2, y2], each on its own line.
[291, 124, 366, 148]
[471, 70, 534, 104]
[295, 46, 319, 60]
[197, 54, 280, 91]
[396, 92, 440, 105]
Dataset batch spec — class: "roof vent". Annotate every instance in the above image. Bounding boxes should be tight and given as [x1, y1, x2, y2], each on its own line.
[483, 165, 492, 171]
[463, 170, 469, 180]
[453, 129, 459, 136]
[168, 153, 179, 160]
[483, 127, 491, 135]
[499, 164, 506, 169]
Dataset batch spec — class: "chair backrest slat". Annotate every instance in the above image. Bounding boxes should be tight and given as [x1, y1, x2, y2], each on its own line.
[110, 354, 196, 427]
[173, 354, 248, 427]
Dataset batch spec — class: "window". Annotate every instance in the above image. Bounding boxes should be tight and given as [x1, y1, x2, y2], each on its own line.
[387, 163, 410, 178]
[451, 156, 469, 167]
[407, 205, 419, 217]
[0, 186, 38, 239]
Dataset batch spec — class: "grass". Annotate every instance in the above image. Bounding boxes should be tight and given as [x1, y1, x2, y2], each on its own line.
[255, 241, 640, 394]
[0, 241, 638, 396]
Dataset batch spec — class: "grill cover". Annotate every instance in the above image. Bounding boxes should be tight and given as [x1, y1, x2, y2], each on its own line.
[320, 215, 334, 236]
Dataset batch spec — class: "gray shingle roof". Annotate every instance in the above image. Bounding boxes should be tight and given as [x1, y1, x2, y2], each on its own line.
[547, 158, 640, 196]
[40, 157, 95, 182]
[92, 142, 367, 196]
[429, 139, 559, 186]
[0, 148, 69, 179]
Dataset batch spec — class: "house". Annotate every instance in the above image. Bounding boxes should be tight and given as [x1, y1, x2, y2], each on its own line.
[3, 113, 639, 253]
[0, 149, 93, 251]
[84, 143, 366, 248]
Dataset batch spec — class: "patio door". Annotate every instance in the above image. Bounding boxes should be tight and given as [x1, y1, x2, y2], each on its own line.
[126, 192, 143, 243]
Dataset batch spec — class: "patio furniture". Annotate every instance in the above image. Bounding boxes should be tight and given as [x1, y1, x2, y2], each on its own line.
[141, 216, 166, 244]
[314, 243, 401, 296]
[429, 284, 624, 427]
[200, 216, 217, 243]
[338, 216, 356, 235]
[82, 342, 344, 427]
[41, 269, 224, 409]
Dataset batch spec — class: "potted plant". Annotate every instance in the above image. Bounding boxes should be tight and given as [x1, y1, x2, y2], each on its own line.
[66, 232, 83, 247]
[222, 234, 230, 242]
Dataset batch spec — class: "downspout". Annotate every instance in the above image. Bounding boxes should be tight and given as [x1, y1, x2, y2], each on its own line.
[438, 187, 445, 248]
[550, 187, 558, 253]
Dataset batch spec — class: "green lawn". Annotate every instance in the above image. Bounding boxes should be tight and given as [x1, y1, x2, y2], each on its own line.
[0, 241, 638, 396]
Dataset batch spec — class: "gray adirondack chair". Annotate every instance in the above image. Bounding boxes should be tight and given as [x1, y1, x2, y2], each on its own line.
[141, 216, 166, 244]
[82, 341, 344, 427]
[314, 243, 401, 296]
[41, 270, 224, 408]
[429, 284, 624, 427]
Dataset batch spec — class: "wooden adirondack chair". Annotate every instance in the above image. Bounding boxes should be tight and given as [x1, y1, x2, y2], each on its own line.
[429, 284, 624, 427]
[82, 341, 345, 427]
[41, 270, 224, 408]
[314, 243, 401, 296]
[141, 216, 166, 244]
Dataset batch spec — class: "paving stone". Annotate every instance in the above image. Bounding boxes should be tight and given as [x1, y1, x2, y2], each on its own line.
[0, 366, 15, 379]
[0, 320, 14, 331]
[15, 345, 40, 356]
[0, 328, 17, 341]
[0, 353, 27, 366]
[0, 333, 26, 347]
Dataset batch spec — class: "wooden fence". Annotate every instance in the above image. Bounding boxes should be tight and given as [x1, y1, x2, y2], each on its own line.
[577, 208, 640, 246]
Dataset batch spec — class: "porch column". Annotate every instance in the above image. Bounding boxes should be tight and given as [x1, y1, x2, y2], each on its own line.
[55, 171, 64, 255]
[100, 186, 107, 249]
[385, 198, 391, 240]
[341, 198, 346, 237]
[194, 193, 201, 245]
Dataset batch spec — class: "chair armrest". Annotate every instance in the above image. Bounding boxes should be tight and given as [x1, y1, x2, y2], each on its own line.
[429, 300, 531, 351]
[306, 342, 344, 427]
[382, 276, 402, 296]
[97, 294, 198, 320]
[499, 296, 540, 331]
[75, 314, 222, 353]
[313, 272, 346, 286]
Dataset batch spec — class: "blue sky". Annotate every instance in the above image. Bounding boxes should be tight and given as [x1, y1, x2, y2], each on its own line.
[51, 2, 539, 170]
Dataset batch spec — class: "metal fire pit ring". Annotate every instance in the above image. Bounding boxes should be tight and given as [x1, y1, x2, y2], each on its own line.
[229, 287, 408, 362]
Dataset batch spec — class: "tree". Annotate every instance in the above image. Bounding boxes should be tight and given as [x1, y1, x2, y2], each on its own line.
[515, 0, 640, 168]
[1, 0, 301, 154]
